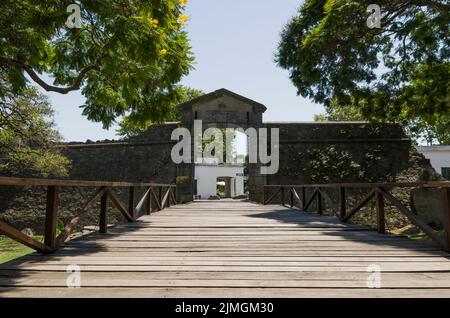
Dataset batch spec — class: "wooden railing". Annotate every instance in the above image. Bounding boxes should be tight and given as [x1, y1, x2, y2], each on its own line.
[263, 182, 450, 252]
[0, 177, 176, 254]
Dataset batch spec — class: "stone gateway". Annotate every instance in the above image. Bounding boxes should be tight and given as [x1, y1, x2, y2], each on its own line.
[62, 88, 437, 203]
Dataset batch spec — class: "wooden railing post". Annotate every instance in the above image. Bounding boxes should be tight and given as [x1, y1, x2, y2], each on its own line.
[339, 187, 346, 221]
[44, 185, 59, 250]
[281, 187, 285, 206]
[290, 187, 294, 208]
[317, 188, 323, 215]
[263, 186, 266, 205]
[158, 187, 163, 210]
[170, 186, 177, 206]
[146, 187, 152, 215]
[128, 186, 135, 220]
[442, 187, 450, 252]
[99, 190, 108, 234]
[376, 187, 386, 234]
[167, 188, 172, 208]
[301, 187, 306, 210]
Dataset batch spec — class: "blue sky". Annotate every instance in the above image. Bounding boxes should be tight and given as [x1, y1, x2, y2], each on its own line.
[42, 0, 324, 142]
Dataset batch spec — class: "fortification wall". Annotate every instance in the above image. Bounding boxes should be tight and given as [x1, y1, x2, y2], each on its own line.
[0, 124, 180, 234]
[62, 123, 178, 183]
[258, 122, 440, 231]
[264, 122, 436, 186]
[0, 121, 441, 234]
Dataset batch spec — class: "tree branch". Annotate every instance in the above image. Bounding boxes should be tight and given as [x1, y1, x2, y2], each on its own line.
[0, 57, 99, 94]
[410, 0, 450, 12]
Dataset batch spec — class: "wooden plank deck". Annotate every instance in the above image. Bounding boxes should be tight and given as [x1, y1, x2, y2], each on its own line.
[1, 200, 450, 298]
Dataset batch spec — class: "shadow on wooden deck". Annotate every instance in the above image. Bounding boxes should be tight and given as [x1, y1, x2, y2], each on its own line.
[1, 201, 450, 297]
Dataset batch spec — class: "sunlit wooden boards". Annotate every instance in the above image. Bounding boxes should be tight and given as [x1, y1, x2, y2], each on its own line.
[1, 200, 449, 298]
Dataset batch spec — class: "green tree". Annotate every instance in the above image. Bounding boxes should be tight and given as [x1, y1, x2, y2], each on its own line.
[0, 0, 193, 128]
[314, 98, 450, 145]
[117, 86, 203, 137]
[277, 0, 449, 145]
[201, 128, 236, 163]
[0, 78, 69, 177]
[314, 98, 366, 122]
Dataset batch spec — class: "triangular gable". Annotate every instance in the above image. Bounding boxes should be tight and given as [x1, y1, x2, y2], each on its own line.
[177, 88, 267, 113]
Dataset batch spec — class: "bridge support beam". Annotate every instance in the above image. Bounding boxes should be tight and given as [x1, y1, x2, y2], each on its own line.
[44, 185, 59, 250]
[339, 187, 346, 221]
[316, 188, 322, 215]
[376, 188, 386, 234]
[99, 191, 108, 234]
[128, 186, 135, 220]
[443, 187, 450, 252]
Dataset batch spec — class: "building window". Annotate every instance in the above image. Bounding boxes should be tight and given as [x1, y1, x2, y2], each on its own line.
[442, 167, 450, 180]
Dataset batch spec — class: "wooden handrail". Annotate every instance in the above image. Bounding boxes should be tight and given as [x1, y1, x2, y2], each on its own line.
[0, 177, 176, 254]
[264, 181, 450, 189]
[264, 182, 450, 253]
[0, 176, 175, 188]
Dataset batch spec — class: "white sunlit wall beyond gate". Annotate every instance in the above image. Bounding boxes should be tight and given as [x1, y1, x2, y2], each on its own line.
[194, 164, 245, 199]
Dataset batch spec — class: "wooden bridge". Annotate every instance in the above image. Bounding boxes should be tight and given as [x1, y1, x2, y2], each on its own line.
[1, 178, 450, 297]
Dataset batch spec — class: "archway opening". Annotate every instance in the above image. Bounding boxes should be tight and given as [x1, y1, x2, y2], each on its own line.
[216, 177, 235, 198]
[193, 128, 248, 200]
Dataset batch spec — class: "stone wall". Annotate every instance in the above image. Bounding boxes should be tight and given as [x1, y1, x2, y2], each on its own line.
[411, 188, 446, 229]
[0, 120, 442, 234]
[0, 123, 180, 234]
[265, 122, 437, 186]
[258, 122, 441, 231]
[63, 123, 179, 183]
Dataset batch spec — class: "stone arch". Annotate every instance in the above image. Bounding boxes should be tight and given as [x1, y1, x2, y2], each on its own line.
[175, 88, 267, 202]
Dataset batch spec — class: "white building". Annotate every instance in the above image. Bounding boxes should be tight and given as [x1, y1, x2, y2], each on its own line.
[194, 158, 245, 199]
[416, 146, 450, 180]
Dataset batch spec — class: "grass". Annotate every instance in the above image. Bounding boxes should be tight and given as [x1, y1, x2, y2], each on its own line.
[407, 230, 446, 245]
[391, 224, 445, 245]
[0, 235, 42, 264]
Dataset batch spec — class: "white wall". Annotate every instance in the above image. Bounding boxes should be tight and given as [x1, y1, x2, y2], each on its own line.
[195, 165, 245, 198]
[416, 146, 450, 177]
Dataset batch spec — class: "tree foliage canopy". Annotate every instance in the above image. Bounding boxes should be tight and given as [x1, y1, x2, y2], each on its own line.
[117, 86, 203, 137]
[0, 0, 193, 128]
[0, 76, 69, 177]
[314, 98, 450, 145]
[277, 0, 449, 144]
